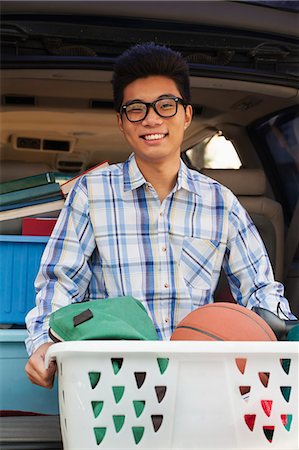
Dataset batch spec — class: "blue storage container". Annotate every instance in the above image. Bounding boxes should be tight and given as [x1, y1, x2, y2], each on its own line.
[0, 235, 48, 324]
[0, 329, 59, 414]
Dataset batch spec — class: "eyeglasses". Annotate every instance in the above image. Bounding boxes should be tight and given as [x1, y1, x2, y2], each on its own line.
[120, 96, 186, 122]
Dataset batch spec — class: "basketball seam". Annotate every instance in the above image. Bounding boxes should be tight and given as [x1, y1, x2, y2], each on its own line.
[205, 304, 275, 340]
[175, 325, 224, 341]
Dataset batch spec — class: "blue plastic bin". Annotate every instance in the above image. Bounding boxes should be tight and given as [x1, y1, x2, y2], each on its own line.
[0, 235, 48, 324]
[0, 329, 59, 414]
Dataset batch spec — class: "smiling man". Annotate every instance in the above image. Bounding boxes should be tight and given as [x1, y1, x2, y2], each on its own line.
[25, 42, 296, 388]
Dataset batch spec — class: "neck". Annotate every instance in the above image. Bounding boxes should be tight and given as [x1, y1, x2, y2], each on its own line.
[136, 156, 180, 202]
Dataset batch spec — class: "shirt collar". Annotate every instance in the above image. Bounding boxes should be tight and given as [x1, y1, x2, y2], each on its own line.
[123, 153, 146, 192]
[123, 153, 201, 198]
[177, 159, 202, 198]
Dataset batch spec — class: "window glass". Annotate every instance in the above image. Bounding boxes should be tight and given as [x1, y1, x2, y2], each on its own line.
[186, 132, 242, 170]
[253, 108, 299, 218]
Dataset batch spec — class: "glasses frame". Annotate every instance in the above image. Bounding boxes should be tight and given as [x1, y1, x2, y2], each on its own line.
[120, 96, 186, 123]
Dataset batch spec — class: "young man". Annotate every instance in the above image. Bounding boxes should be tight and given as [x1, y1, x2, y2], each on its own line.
[25, 42, 296, 388]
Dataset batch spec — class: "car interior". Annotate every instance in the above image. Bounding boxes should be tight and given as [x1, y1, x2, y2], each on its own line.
[0, 1, 298, 448]
[1, 67, 298, 310]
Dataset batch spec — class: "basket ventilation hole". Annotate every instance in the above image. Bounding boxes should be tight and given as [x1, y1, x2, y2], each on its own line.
[155, 386, 167, 403]
[94, 427, 106, 445]
[133, 400, 145, 417]
[134, 372, 146, 389]
[62, 390, 65, 403]
[64, 417, 67, 431]
[132, 426, 144, 444]
[111, 358, 123, 374]
[261, 400, 273, 417]
[60, 362, 63, 376]
[235, 358, 247, 374]
[151, 415, 163, 432]
[263, 426, 275, 443]
[280, 386, 291, 402]
[259, 372, 270, 387]
[280, 358, 291, 374]
[113, 415, 125, 432]
[112, 386, 125, 403]
[244, 414, 256, 431]
[91, 401, 104, 418]
[239, 386, 251, 398]
[281, 414, 292, 431]
[157, 358, 169, 374]
[89, 372, 101, 389]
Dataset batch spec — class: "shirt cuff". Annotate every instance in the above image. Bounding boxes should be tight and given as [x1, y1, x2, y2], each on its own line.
[25, 330, 52, 356]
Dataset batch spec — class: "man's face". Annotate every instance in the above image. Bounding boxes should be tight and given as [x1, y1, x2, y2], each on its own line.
[117, 75, 193, 165]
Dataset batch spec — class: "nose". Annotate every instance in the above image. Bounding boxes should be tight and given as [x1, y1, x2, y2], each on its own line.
[141, 105, 163, 126]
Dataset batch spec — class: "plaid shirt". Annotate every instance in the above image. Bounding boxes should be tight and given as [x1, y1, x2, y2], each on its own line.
[25, 154, 294, 354]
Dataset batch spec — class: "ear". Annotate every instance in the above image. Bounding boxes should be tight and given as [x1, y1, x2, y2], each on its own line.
[184, 105, 193, 130]
[116, 113, 124, 133]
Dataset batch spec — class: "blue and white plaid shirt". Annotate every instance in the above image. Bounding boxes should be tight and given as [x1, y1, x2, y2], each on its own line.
[25, 154, 295, 354]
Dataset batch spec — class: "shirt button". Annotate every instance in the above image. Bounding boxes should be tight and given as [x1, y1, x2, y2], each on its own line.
[160, 211, 164, 217]
[164, 283, 169, 288]
[162, 246, 167, 252]
[165, 317, 169, 323]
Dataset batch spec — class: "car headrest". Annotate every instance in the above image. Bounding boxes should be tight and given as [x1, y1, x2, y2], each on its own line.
[201, 168, 266, 196]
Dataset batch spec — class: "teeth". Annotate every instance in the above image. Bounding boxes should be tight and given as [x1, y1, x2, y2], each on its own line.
[144, 134, 165, 141]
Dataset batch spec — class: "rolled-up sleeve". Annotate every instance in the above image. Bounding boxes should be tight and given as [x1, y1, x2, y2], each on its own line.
[224, 196, 296, 319]
[25, 176, 96, 354]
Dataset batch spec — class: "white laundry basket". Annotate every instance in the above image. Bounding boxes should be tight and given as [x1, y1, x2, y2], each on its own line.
[46, 341, 299, 450]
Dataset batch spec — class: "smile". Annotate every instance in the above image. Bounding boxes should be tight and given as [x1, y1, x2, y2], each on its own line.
[142, 133, 167, 141]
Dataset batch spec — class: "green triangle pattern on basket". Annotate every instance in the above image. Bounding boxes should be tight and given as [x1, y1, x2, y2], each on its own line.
[282, 414, 292, 431]
[113, 415, 125, 432]
[91, 400, 104, 418]
[280, 358, 291, 374]
[280, 386, 291, 402]
[94, 427, 106, 445]
[111, 358, 123, 374]
[132, 426, 144, 444]
[157, 358, 169, 374]
[89, 372, 101, 389]
[112, 386, 125, 403]
[133, 400, 145, 417]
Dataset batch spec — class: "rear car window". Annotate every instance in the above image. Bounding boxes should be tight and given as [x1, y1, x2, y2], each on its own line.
[251, 108, 299, 220]
[185, 133, 242, 169]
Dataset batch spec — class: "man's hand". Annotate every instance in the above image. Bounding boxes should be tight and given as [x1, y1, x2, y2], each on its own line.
[25, 342, 56, 389]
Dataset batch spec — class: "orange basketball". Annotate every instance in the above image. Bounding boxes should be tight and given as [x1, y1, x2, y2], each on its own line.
[171, 302, 276, 341]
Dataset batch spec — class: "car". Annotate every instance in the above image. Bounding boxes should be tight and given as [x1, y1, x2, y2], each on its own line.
[0, 1, 298, 449]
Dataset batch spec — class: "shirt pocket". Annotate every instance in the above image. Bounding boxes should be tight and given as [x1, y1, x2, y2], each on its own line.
[181, 237, 220, 305]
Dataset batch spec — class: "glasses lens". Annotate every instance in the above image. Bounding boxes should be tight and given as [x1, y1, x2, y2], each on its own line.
[125, 102, 147, 122]
[156, 98, 177, 117]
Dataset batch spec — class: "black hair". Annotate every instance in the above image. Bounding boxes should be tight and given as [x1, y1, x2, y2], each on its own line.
[112, 42, 191, 112]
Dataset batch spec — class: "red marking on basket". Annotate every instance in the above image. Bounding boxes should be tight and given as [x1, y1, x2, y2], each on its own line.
[244, 414, 256, 431]
[263, 426, 275, 442]
[281, 414, 292, 431]
[239, 386, 251, 398]
[261, 400, 273, 417]
[258, 372, 270, 387]
[235, 358, 247, 374]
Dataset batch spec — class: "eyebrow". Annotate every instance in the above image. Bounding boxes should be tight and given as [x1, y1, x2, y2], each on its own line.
[124, 94, 177, 105]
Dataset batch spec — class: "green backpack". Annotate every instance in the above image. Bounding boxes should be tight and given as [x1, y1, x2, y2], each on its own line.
[49, 296, 159, 342]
